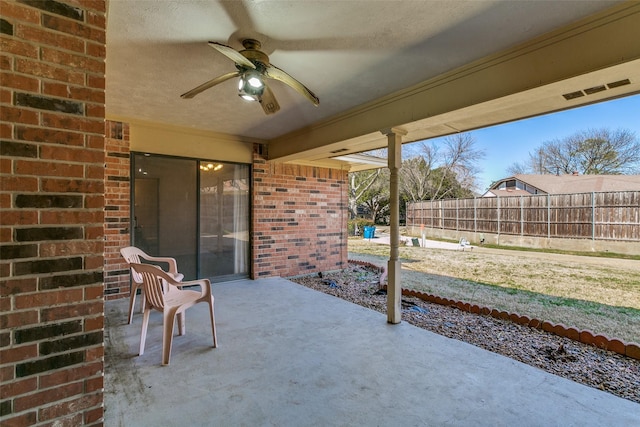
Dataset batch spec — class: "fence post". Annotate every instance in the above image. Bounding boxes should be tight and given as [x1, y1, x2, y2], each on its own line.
[497, 196, 500, 238]
[474, 197, 477, 234]
[547, 193, 551, 239]
[592, 191, 595, 241]
[520, 195, 524, 236]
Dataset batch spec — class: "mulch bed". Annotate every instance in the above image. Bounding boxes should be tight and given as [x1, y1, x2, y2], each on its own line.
[290, 262, 640, 404]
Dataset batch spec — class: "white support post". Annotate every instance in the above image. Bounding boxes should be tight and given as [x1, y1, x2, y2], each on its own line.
[381, 127, 406, 324]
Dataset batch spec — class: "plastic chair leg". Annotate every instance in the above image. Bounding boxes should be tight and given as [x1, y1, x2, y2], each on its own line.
[162, 310, 178, 365]
[139, 308, 151, 356]
[209, 298, 217, 348]
[127, 289, 136, 325]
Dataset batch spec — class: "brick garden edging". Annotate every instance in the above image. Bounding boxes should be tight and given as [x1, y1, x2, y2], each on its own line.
[348, 259, 640, 361]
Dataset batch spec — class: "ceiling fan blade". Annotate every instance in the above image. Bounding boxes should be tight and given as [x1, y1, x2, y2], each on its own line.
[259, 84, 280, 115]
[180, 71, 240, 99]
[264, 64, 319, 106]
[208, 41, 256, 70]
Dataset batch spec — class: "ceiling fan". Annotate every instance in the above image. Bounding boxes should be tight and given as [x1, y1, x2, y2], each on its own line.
[181, 39, 319, 115]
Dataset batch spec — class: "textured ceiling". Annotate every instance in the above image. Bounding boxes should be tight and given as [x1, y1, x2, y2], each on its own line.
[105, 0, 625, 141]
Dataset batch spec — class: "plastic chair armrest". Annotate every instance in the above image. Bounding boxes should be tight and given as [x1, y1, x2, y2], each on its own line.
[139, 255, 180, 275]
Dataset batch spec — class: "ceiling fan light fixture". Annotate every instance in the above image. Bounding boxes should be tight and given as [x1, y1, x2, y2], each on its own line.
[238, 70, 265, 102]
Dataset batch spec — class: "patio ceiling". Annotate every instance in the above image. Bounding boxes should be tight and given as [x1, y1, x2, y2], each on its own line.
[106, 1, 640, 170]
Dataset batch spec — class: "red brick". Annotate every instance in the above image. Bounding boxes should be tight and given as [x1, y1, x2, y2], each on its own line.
[41, 113, 104, 134]
[39, 361, 103, 389]
[0, 71, 40, 91]
[85, 195, 104, 209]
[14, 381, 83, 412]
[0, 309, 39, 329]
[0, 105, 39, 125]
[15, 57, 85, 85]
[40, 210, 103, 225]
[0, 411, 37, 426]
[14, 289, 84, 310]
[18, 24, 85, 53]
[85, 41, 106, 59]
[39, 241, 103, 257]
[85, 226, 103, 239]
[0, 210, 38, 225]
[85, 345, 103, 362]
[41, 47, 105, 74]
[84, 405, 104, 425]
[83, 251, 102, 267]
[0, 0, 41, 23]
[41, 145, 103, 163]
[0, 343, 37, 364]
[84, 316, 103, 332]
[41, 300, 103, 322]
[39, 394, 100, 422]
[0, 277, 37, 296]
[1, 377, 38, 397]
[1, 365, 15, 382]
[15, 159, 84, 178]
[0, 37, 39, 59]
[86, 165, 105, 180]
[15, 125, 85, 145]
[42, 14, 106, 44]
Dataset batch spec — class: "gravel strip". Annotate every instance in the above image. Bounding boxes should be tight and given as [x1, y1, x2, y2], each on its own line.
[290, 262, 640, 404]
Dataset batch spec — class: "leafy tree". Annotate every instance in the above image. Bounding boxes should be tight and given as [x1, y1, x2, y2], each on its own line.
[507, 128, 640, 175]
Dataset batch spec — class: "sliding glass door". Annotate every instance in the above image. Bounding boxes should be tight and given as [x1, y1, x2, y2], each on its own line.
[132, 153, 250, 281]
[199, 161, 249, 278]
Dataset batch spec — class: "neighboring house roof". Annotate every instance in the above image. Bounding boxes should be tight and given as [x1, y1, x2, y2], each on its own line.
[483, 189, 532, 197]
[488, 174, 640, 195]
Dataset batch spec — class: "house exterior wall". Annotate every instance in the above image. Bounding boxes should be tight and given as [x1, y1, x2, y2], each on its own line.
[0, 1, 106, 425]
[103, 121, 131, 300]
[101, 126, 350, 294]
[252, 148, 349, 278]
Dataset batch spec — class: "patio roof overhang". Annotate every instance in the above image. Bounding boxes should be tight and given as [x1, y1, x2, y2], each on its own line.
[268, 3, 640, 170]
[106, 2, 640, 172]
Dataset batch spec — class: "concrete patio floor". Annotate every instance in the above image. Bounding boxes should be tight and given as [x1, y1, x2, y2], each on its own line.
[104, 277, 640, 426]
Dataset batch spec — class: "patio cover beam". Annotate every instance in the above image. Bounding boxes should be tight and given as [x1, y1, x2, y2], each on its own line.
[382, 127, 407, 324]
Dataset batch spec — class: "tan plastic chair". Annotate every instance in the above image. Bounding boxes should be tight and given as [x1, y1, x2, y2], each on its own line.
[129, 262, 217, 365]
[119, 246, 184, 324]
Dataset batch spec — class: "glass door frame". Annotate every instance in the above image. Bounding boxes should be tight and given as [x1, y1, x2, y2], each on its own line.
[130, 151, 251, 281]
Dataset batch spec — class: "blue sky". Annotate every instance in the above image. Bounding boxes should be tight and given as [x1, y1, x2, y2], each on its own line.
[407, 94, 640, 192]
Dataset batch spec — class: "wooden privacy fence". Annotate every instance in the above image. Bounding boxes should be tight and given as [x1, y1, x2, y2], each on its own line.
[406, 191, 640, 242]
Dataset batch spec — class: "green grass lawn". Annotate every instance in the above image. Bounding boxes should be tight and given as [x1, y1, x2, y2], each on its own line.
[348, 238, 640, 343]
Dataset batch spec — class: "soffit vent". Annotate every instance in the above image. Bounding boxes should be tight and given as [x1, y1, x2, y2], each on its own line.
[563, 91, 584, 100]
[584, 85, 606, 95]
[563, 78, 631, 101]
[330, 148, 349, 154]
[607, 78, 631, 89]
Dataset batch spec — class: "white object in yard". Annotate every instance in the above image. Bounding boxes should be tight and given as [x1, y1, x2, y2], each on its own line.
[459, 238, 473, 251]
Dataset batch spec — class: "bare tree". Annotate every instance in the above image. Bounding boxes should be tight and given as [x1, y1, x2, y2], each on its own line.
[400, 133, 484, 202]
[509, 128, 640, 175]
[348, 169, 383, 219]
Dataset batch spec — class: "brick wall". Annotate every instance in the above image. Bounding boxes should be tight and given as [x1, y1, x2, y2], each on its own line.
[252, 148, 349, 278]
[103, 120, 130, 300]
[0, 1, 106, 425]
